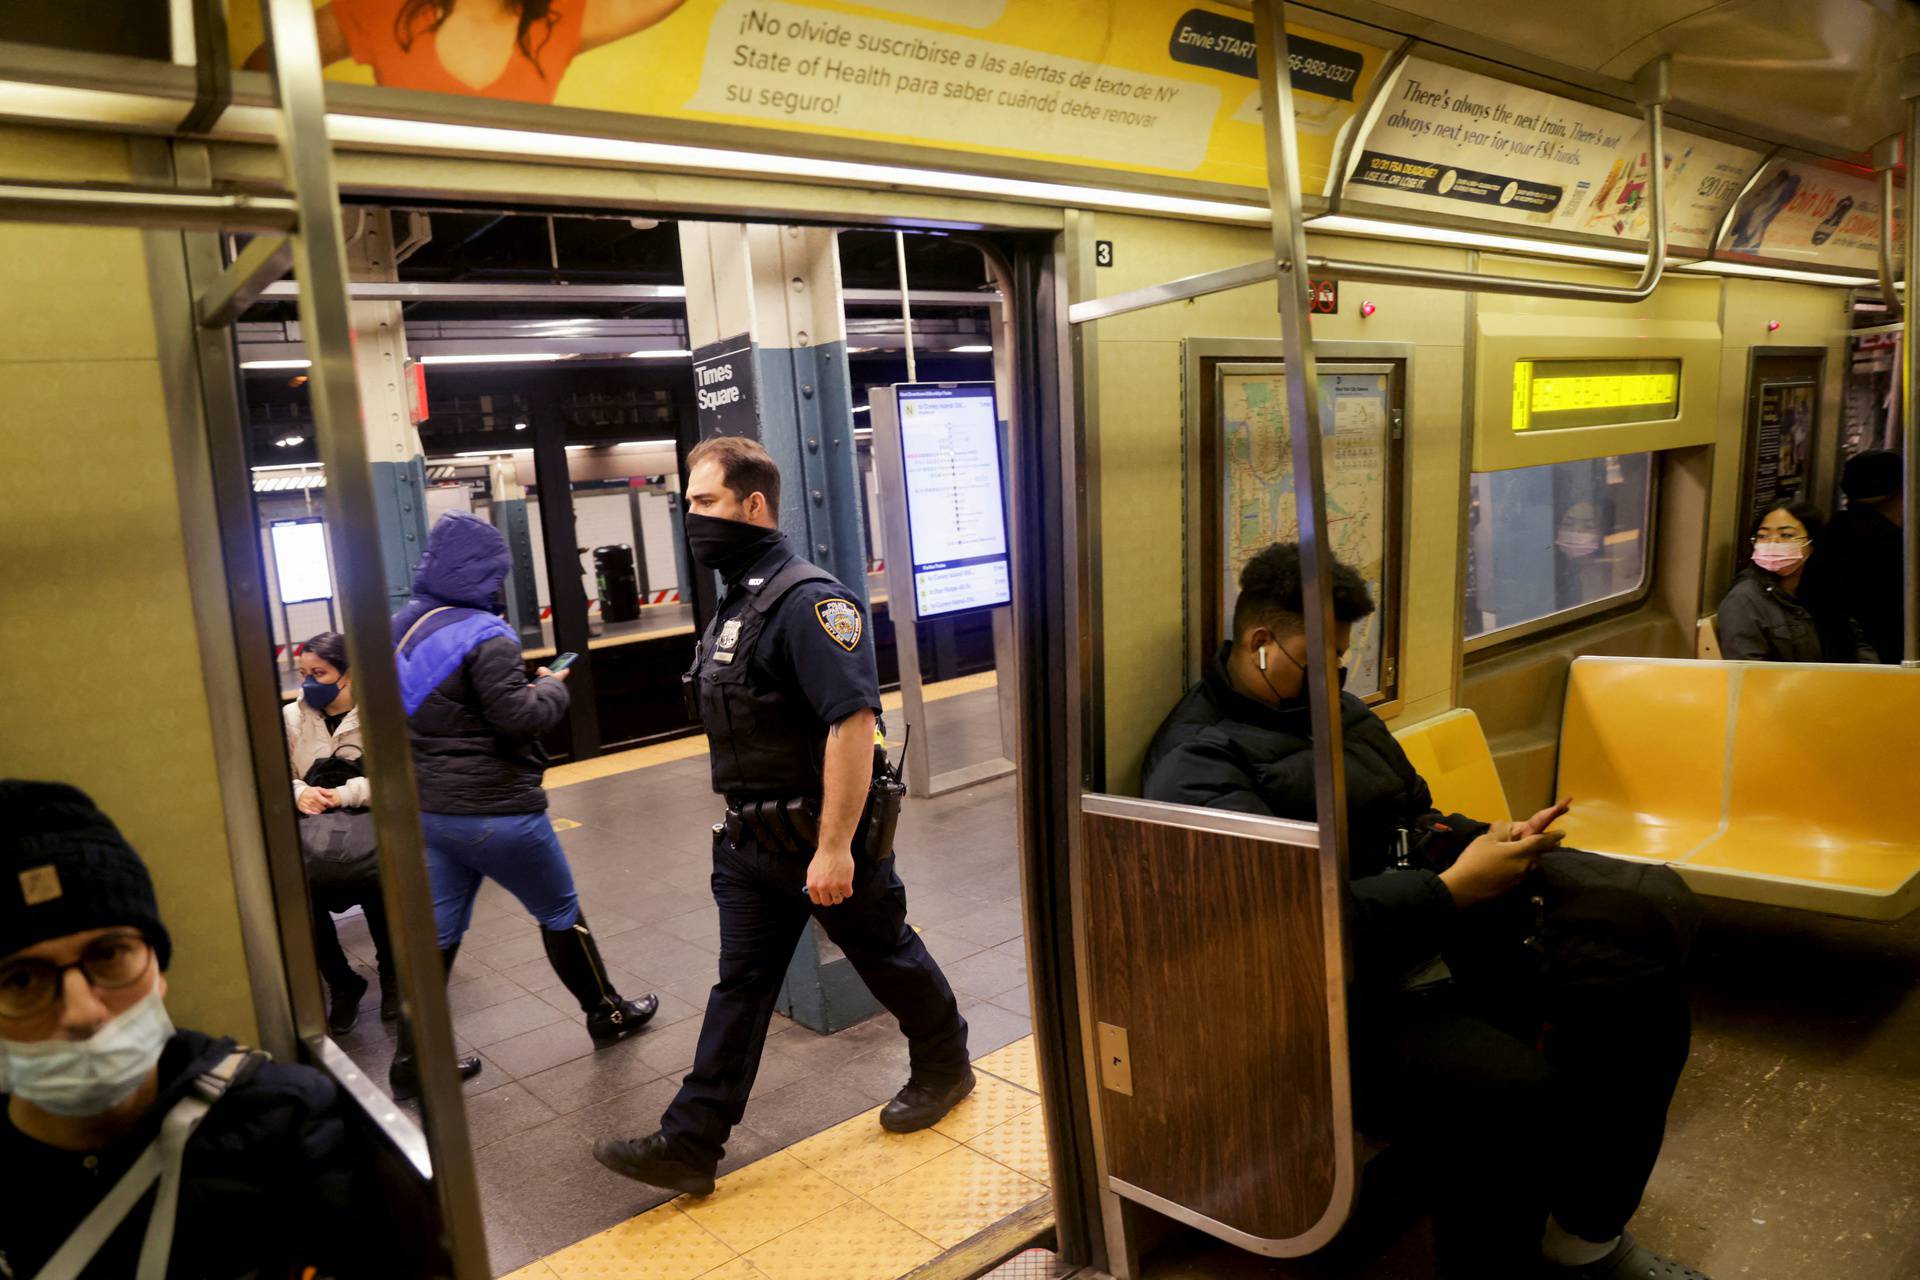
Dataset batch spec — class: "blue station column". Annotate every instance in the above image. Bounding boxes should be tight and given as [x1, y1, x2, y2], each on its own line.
[348, 210, 430, 611]
[679, 221, 879, 1032]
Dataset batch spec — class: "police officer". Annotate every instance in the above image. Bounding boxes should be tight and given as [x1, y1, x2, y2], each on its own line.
[594, 436, 972, 1196]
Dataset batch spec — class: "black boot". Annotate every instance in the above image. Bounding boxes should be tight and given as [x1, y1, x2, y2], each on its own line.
[327, 971, 369, 1036]
[540, 918, 659, 1048]
[378, 968, 400, 1022]
[593, 1132, 716, 1197]
[387, 947, 482, 1101]
[880, 1068, 976, 1133]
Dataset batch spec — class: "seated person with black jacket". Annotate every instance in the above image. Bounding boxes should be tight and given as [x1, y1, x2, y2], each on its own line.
[0, 780, 379, 1280]
[1142, 545, 1707, 1280]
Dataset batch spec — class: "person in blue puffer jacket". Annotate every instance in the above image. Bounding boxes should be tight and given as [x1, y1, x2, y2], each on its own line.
[385, 511, 656, 1100]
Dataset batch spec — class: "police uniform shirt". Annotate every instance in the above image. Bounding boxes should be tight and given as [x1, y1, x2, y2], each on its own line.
[698, 537, 881, 798]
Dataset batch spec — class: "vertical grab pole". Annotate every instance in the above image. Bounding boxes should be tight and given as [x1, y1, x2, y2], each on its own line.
[259, 3, 490, 1276]
[1254, 0, 1351, 901]
[1904, 77, 1920, 665]
[895, 230, 919, 383]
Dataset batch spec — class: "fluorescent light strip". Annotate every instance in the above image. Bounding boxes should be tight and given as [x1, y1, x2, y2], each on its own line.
[614, 439, 676, 448]
[949, 344, 993, 353]
[0, 81, 192, 129]
[454, 449, 531, 458]
[625, 349, 693, 359]
[1306, 214, 1667, 267]
[1672, 260, 1878, 288]
[214, 107, 1271, 225]
[250, 462, 323, 473]
[241, 359, 314, 370]
[418, 352, 567, 365]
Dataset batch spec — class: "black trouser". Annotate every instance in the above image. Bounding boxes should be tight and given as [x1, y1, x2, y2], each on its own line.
[658, 826, 970, 1169]
[1351, 917, 1692, 1276]
[311, 880, 394, 989]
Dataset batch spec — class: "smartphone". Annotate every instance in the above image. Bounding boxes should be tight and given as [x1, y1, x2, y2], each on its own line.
[547, 652, 578, 675]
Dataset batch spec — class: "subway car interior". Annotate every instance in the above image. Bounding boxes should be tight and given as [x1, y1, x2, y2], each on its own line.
[1, 2, 1917, 1280]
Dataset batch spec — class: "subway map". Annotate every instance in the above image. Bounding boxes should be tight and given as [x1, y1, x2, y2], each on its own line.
[1220, 370, 1392, 697]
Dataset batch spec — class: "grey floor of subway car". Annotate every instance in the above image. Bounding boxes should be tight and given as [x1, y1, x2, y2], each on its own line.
[328, 687, 1032, 1275]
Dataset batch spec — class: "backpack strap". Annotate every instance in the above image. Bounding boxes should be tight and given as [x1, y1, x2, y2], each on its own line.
[37, 1050, 262, 1280]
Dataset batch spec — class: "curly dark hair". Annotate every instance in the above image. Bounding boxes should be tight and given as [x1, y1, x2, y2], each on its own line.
[1232, 542, 1375, 639]
[396, 1, 559, 79]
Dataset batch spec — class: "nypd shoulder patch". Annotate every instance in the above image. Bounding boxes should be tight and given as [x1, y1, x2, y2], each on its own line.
[815, 598, 863, 651]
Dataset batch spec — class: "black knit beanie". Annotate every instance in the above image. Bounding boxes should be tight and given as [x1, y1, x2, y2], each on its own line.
[0, 780, 172, 968]
[1842, 449, 1903, 504]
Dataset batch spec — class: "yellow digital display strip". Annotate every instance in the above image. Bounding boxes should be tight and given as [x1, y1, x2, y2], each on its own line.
[1512, 361, 1681, 432]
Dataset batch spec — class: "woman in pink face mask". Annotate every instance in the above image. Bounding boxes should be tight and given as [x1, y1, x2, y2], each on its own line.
[1715, 502, 1877, 663]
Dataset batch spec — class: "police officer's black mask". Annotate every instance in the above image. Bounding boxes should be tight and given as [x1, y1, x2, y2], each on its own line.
[686, 512, 783, 582]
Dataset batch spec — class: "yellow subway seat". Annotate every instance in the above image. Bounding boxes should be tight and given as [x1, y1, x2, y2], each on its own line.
[1686, 826, 1920, 893]
[1557, 659, 1727, 857]
[1391, 708, 1510, 824]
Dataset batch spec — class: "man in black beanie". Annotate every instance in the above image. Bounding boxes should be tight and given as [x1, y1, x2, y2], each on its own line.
[0, 780, 372, 1279]
[1826, 449, 1906, 663]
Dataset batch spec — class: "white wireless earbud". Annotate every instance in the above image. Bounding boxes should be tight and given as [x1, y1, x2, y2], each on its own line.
[1257, 645, 1268, 672]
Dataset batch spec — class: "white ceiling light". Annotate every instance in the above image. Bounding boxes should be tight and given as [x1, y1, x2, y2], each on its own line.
[513, 422, 528, 430]
[614, 439, 677, 448]
[454, 449, 532, 458]
[625, 349, 693, 359]
[250, 461, 322, 473]
[852, 405, 870, 414]
[215, 108, 1271, 226]
[240, 359, 314, 370]
[949, 344, 993, 353]
[1305, 214, 1668, 267]
[1672, 260, 1878, 287]
[418, 352, 568, 365]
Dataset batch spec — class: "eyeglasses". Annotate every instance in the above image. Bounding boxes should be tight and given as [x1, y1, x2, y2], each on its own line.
[0, 933, 154, 1019]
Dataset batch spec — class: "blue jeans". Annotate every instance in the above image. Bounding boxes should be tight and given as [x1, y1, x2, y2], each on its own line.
[420, 811, 581, 947]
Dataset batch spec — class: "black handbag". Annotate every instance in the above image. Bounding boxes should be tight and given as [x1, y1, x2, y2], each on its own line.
[298, 749, 379, 891]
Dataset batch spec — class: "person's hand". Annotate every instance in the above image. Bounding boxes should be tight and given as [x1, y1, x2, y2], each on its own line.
[296, 789, 330, 816]
[1439, 820, 1564, 908]
[537, 666, 571, 683]
[1514, 797, 1573, 839]
[316, 787, 342, 810]
[805, 844, 857, 907]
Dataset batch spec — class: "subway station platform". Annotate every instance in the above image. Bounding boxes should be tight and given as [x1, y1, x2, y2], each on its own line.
[327, 676, 1039, 1276]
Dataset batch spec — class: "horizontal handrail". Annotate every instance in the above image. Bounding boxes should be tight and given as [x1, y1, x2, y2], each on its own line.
[1071, 91, 1669, 325]
[0, 180, 297, 231]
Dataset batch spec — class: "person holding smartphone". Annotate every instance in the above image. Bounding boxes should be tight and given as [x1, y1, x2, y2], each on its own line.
[385, 511, 657, 1100]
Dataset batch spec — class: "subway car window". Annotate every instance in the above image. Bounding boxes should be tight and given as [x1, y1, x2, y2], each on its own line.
[1465, 453, 1655, 643]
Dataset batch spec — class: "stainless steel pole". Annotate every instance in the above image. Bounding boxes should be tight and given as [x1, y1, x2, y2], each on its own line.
[259, 2, 490, 1275]
[1253, 0, 1358, 1244]
[895, 230, 918, 382]
[1906, 97, 1920, 666]
[1253, 0, 1348, 892]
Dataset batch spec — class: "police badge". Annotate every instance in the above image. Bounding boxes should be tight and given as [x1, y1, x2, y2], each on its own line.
[815, 599, 862, 651]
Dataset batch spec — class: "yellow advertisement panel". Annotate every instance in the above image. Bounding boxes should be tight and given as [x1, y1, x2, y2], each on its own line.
[228, 1, 1390, 194]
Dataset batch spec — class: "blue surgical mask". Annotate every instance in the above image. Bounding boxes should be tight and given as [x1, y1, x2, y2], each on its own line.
[302, 677, 341, 711]
[0, 989, 174, 1116]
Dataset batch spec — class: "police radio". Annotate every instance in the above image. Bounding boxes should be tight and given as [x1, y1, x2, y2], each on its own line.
[864, 725, 908, 859]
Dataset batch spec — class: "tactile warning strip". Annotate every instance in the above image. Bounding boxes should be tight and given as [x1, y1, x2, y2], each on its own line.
[543, 1205, 734, 1279]
[865, 1146, 1049, 1249]
[516, 1035, 1053, 1279]
[974, 1037, 1041, 1094]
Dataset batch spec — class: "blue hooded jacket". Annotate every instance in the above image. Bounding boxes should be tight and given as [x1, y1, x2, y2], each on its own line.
[392, 512, 568, 814]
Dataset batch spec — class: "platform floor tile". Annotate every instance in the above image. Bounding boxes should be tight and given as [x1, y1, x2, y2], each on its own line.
[744, 1200, 941, 1280]
[968, 1106, 1051, 1185]
[784, 1105, 956, 1193]
[930, 1071, 1040, 1144]
[678, 1152, 855, 1254]
[972, 1037, 1040, 1094]
[864, 1145, 1049, 1249]
[543, 1206, 734, 1280]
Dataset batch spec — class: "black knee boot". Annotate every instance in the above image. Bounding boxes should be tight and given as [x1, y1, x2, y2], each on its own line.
[541, 917, 660, 1048]
[387, 946, 484, 1102]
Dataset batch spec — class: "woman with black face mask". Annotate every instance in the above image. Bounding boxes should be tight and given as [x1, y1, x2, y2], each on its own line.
[286, 632, 398, 1034]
